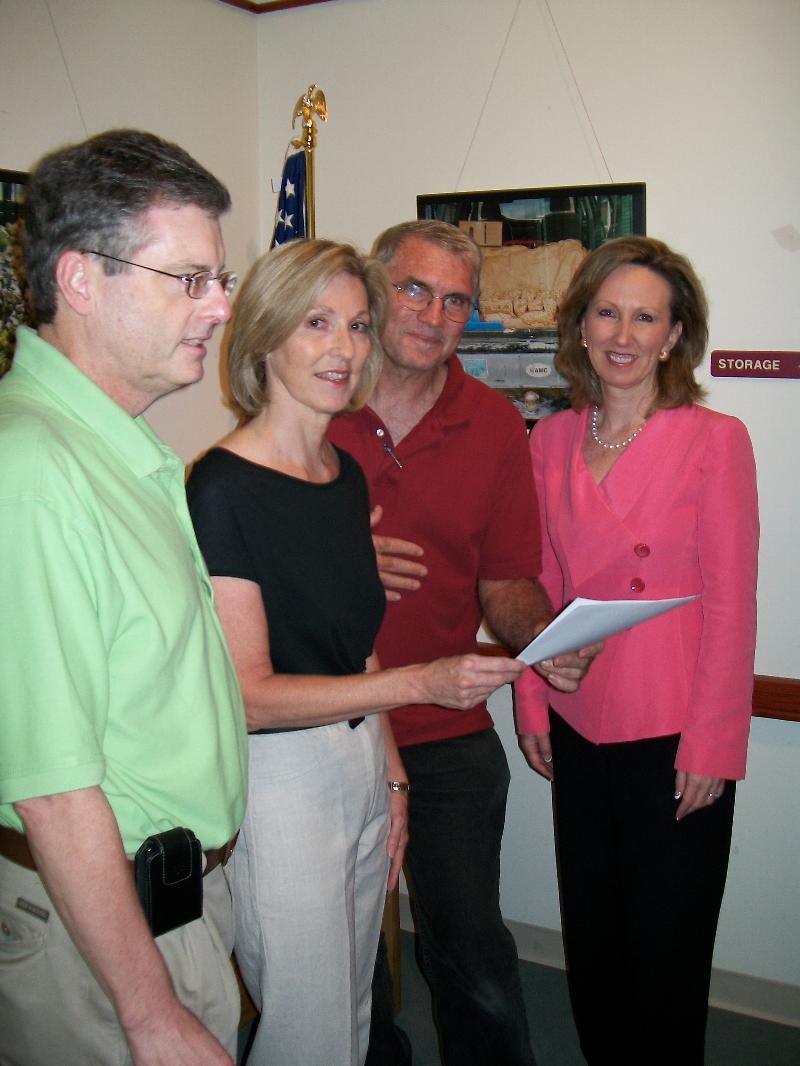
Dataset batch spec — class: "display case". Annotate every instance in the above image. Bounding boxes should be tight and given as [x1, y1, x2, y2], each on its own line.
[418, 182, 646, 425]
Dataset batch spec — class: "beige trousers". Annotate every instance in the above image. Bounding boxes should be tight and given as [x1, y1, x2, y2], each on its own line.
[0, 855, 239, 1066]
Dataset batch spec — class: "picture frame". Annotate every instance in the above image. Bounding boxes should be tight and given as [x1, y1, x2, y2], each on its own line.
[417, 182, 646, 423]
[417, 182, 645, 332]
[1, 168, 30, 378]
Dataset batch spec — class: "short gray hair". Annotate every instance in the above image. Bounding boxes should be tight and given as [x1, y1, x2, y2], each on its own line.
[372, 220, 482, 297]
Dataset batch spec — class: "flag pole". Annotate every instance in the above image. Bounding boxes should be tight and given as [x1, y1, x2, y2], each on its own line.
[291, 84, 328, 239]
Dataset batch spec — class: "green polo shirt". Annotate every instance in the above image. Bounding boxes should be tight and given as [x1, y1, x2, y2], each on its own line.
[0, 328, 247, 852]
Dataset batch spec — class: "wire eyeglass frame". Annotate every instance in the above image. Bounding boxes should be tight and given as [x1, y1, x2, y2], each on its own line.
[82, 250, 238, 300]
[392, 280, 475, 324]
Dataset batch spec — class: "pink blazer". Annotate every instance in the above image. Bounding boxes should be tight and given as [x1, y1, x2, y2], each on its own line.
[515, 404, 759, 780]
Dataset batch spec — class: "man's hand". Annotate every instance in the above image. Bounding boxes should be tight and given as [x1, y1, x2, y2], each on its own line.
[125, 1003, 232, 1065]
[15, 788, 234, 1065]
[370, 505, 426, 602]
[518, 732, 554, 781]
[531, 641, 603, 693]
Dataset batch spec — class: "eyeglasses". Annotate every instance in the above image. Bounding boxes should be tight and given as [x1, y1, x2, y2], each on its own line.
[393, 280, 475, 324]
[82, 250, 238, 300]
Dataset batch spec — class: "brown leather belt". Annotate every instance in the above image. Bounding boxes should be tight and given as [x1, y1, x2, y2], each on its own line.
[0, 823, 237, 877]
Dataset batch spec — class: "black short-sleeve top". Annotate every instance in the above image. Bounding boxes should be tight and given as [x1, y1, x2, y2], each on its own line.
[186, 446, 385, 685]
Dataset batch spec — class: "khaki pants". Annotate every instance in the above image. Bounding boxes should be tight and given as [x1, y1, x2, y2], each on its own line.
[233, 716, 389, 1066]
[0, 854, 239, 1066]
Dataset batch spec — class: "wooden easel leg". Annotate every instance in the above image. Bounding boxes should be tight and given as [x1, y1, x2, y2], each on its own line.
[380, 885, 402, 1013]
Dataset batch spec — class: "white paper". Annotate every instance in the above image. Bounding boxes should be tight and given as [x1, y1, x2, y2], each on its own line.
[517, 595, 698, 665]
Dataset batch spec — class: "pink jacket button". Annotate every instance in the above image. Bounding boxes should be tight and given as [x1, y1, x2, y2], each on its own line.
[634, 543, 651, 558]
[630, 578, 645, 593]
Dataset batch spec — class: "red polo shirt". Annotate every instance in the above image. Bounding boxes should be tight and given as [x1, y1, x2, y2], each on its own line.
[328, 357, 540, 747]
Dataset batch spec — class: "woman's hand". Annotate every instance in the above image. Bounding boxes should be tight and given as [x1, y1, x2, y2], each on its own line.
[418, 654, 527, 709]
[518, 732, 554, 781]
[385, 789, 409, 892]
[674, 770, 726, 820]
[380, 712, 408, 892]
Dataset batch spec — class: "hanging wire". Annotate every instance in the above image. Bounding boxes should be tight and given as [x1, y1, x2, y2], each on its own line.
[44, 0, 90, 137]
[454, 0, 522, 191]
[540, 0, 613, 181]
[455, 0, 613, 188]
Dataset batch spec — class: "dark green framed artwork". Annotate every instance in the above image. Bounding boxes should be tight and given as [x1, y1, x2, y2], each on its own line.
[1, 169, 30, 378]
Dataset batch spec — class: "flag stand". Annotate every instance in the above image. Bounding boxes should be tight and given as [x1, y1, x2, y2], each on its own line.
[291, 84, 328, 239]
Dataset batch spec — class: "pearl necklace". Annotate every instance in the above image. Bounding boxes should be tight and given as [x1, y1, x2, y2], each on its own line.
[590, 406, 647, 450]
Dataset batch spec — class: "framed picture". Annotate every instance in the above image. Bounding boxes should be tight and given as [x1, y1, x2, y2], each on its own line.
[417, 182, 645, 423]
[417, 182, 645, 332]
[1, 168, 30, 378]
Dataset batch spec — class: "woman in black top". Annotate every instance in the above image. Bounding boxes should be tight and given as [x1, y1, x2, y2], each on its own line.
[187, 240, 525, 1066]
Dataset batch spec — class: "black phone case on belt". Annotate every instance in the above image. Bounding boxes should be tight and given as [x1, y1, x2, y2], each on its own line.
[134, 827, 203, 938]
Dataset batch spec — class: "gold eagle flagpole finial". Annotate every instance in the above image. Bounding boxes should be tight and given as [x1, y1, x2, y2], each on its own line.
[291, 85, 328, 240]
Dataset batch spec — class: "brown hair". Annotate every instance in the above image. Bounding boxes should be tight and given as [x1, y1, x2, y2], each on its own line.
[227, 240, 389, 417]
[556, 235, 709, 410]
[24, 129, 230, 324]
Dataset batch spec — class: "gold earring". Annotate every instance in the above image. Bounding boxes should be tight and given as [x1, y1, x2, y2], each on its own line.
[582, 340, 588, 350]
[659, 350, 669, 361]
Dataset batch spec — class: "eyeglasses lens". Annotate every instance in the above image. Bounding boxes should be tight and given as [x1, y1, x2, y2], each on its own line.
[396, 286, 471, 324]
[442, 299, 472, 324]
[186, 272, 238, 300]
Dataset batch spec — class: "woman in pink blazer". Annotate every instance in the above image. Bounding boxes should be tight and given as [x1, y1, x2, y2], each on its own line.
[514, 237, 758, 1066]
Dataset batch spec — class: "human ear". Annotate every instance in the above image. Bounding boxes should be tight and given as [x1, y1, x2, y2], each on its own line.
[54, 251, 94, 317]
[666, 319, 683, 353]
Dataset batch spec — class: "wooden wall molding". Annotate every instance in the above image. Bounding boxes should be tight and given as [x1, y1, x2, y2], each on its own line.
[752, 674, 800, 723]
[216, 0, 336, 13]
[479, 643, 799, 724]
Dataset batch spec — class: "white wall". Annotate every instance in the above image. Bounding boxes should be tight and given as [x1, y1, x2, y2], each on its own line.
[0, 0, 262, 460]
[494, 694, 800, 988]
[256, 0, 800, 989]
[1, 0, 797, 993]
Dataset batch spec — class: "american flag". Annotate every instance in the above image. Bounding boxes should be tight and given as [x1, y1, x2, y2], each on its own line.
[271, 150, 306, 247]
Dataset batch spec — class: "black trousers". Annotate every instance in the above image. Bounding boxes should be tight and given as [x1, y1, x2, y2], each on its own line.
[366, 729, 535, 1066]
[550, 709, 735, 1066]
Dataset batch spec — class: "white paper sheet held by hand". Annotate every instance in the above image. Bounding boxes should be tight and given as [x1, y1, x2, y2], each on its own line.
[517, 595, 698, 665]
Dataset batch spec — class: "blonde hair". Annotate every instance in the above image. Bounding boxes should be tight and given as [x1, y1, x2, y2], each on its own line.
[227, 240, 390, 417]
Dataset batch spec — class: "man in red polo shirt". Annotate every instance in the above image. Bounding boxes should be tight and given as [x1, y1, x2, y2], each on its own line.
[328, 220, 595, 1065]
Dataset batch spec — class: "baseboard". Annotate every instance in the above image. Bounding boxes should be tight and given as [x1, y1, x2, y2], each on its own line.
[398, 894, 800, 1029]
[708, 968, 800, 1028]
[506, 915, 566, 969]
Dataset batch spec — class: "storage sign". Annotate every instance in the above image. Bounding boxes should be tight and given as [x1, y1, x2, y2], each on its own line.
[711, 351, 800, 379]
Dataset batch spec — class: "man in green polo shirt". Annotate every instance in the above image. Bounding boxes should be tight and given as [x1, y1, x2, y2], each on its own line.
[0, 131, 248, 1065]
